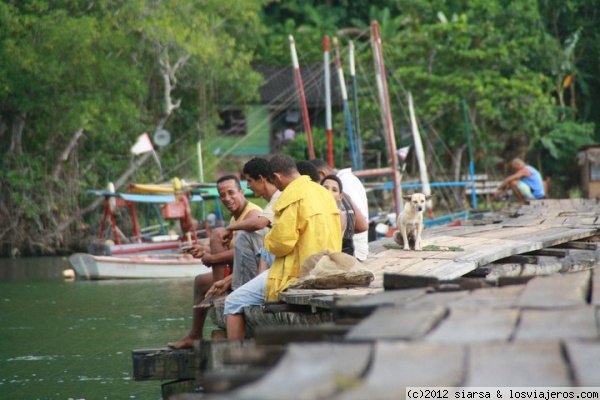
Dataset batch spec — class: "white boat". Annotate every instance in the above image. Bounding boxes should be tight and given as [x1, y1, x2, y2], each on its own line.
[68, 253, 211, 280]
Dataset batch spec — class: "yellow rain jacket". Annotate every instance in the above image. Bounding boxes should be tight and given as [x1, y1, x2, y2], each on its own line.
[264, 175, 341, 301]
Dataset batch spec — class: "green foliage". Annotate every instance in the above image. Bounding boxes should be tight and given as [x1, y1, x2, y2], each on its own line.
[2, 0, 600, 256]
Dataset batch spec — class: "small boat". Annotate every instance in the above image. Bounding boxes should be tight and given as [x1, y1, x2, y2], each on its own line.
[86, 179, 220, 257]
[68, 253, 210, 280]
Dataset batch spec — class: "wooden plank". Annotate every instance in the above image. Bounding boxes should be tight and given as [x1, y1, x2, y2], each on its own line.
[383, 273, 439, 290]
[336, 342, 465, 400]
[333, 289, 427, 322]
[346, 305, 447, 341]
[450, 284, 524, 309]
[131, 348, 195, 381]
[564, 340, 600, 386]
[405, 291, 469, 310]
[592, 268, 600, 306]
[222, 344, 286, 367]
[527, 248, 569, 257]
[496, 254, 539, 264]
[516, 270, 591, 308]
[563, 216, 597, 226]
[394, 259, 477, 280]
[254, 323, 352, 345]
[425, 308, 518, 343]
[514, 307, 598, 341]
[280, 287, 383, 306]
[465, 341, 572, 386]
[228, 343, 372, 400]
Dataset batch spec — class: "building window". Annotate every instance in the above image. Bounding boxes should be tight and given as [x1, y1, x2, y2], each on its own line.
[218, 109, 246, 137]
[590, 163, 600, 181]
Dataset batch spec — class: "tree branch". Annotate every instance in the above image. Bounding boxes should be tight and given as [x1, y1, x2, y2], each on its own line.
[53, 127, 84, 179]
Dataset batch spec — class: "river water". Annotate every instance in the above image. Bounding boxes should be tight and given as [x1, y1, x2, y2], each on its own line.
[0, 256, 210, 400]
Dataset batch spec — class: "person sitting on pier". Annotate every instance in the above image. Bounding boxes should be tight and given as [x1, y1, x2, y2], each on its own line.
[309, 159, 370, 261]
[224, 154, 342, 340]
[321, 174, 369, 257]
[494, 158, 545, 204]
[216, 158, 281, 294]
[168, 174, 263, 349]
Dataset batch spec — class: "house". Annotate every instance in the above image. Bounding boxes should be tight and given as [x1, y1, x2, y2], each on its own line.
[211, 64, 342, 157]
[576, 145, 600, 198]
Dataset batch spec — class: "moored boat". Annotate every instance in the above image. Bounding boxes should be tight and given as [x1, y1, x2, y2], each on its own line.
[68, 253, 210, 280]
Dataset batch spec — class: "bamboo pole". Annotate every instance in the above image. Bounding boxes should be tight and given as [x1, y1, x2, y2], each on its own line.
[324, 36, 334, 167]
[333, 37, 357, 170]
[349, 41, 364, 170]
[370, 21, 401, 215]
[289, 35, 315, 159]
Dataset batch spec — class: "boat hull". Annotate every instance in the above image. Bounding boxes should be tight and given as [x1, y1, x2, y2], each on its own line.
[88, 240, 183, 256]
[68, 253, 210, 280]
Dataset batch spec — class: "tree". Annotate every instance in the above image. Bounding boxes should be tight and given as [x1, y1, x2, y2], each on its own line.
[0, 0, 269, 256]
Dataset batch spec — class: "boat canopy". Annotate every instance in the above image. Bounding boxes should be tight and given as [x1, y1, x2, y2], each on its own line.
[86, 190, 206, 203]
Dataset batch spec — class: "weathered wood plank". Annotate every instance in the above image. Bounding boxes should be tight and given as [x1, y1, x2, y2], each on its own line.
[514, 307, 598, 341]
[404, 291, 469, 310]
[332, 289, 426, 323]
[335, 342, 465, 400]
[555, 241, 600, 251]
[254, 323, 352, 345]
[464, 342, 572, 386]
[564, 340, 600, 386]
[227, 343, 372, 400]
[392, 259, 477, 280]
[527, 248, 569, 257]
[516, 270, 591, 308]
[425, 308, 518, 343]
[450, 284, 524, 309]
[563, 216, 597, 226]
[496, 254, 539, 264]
[280, 287, 383, 306]
[132, 348, 195, 381]
[346, 305, 447, 341]
[592, 268, 600, 306]
[383, 273, 439, 290]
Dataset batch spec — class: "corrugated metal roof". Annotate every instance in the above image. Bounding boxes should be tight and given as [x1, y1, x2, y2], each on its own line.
[255, 64, 343, 108]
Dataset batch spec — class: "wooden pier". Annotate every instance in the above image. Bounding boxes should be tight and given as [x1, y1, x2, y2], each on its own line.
[132, 198, 600, 399]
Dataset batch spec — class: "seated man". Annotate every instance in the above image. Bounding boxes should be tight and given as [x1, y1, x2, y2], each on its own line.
[494, 158, 545, 204]
[167, 174, 262, 349]
[224, 154, 342, 340]
[213, 157, 281, 295]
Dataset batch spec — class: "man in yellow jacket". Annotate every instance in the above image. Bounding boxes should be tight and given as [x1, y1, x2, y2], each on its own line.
[224, 154, 341, 339]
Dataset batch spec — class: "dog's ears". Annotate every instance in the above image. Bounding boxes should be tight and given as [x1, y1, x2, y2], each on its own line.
[425, 194, 434, 200]
[402, 195, 413, 201]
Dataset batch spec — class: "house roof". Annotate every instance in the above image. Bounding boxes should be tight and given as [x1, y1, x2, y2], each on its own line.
[255, 64, 343, 108]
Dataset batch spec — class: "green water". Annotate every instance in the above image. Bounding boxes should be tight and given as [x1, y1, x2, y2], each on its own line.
[0, 257, 209, 400]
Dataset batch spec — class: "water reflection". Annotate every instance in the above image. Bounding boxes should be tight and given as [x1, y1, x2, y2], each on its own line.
[0, 257, 199, 400]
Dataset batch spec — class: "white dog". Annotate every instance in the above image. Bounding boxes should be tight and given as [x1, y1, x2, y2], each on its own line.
[393, 193, 431, 251]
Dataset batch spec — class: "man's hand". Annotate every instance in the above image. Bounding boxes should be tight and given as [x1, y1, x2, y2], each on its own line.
[201, 252, 214, 267]
[183, 244, 205, 259]
[205, 277, 231, 298]
[220, 228, 233, 248]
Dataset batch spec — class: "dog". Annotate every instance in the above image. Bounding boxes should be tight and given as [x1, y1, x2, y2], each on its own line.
[393, 193, 431, 251]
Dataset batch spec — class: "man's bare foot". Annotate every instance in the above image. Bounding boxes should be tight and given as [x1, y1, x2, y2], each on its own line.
[167, 335, 199, 349]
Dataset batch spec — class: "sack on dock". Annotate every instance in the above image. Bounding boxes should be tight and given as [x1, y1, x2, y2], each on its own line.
[291, 250, 374, 289]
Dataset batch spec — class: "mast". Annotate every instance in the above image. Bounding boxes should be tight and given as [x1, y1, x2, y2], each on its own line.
[408, 92, 433, 215]
[324, 36, 334, 167]
[371, 21, 401, 215]
[289, 35, 315, 159]
[349, 41, 363, 170]
[333, 37, 357, 170]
